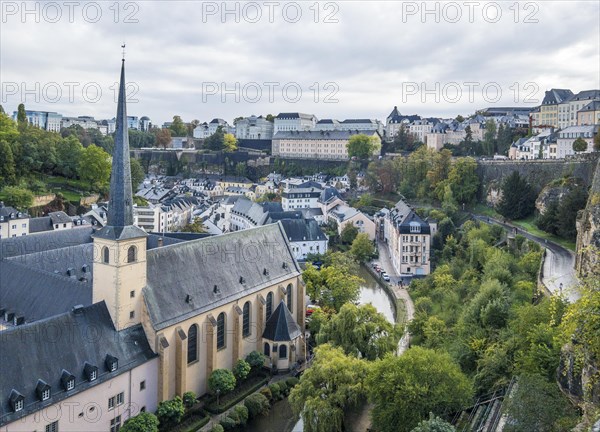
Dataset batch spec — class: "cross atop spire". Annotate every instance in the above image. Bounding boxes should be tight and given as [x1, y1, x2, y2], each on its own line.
[121, 43, 126, 61]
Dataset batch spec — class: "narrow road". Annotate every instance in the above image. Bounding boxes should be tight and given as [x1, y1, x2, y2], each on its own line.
[374, 241, 415, 355]
[473, 215, 579, 301]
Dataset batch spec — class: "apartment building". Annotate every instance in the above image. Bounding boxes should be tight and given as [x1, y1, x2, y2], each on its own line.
[0, 203, 29, 239]
[274, 113, 317, 133]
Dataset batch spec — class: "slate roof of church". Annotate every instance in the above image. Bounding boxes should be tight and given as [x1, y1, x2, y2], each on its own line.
[0, 259, 92, 324]
[262, 300, 302, 342]
[0, 302, 156, 426]
[143, 223, 300, 330]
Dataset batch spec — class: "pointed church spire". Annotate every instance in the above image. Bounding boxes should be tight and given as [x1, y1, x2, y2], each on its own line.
[107, 57, 134, 227]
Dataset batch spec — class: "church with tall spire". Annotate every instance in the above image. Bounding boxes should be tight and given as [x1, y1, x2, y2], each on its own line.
[0, 56, 305, 431]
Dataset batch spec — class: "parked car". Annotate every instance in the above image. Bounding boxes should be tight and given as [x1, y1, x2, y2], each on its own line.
[382, 274, 391, 282]
[306, 304, 320, 317]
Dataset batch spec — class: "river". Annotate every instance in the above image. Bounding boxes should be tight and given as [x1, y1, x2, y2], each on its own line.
[244, 266, 394, 432]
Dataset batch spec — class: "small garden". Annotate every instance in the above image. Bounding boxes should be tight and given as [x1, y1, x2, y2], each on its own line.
[120, 351, 302, 432]
[210, 376, 300, 432]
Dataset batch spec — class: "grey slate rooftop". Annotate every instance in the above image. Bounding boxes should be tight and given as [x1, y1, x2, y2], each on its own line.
[144, 223, 300, 330]
[280, 219, 327, 242]
[262, 300, 302, 342]
[0, 302, 156, 425]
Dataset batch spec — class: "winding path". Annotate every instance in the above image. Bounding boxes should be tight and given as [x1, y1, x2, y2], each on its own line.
[374, 241, 415, 354]
[472, 215, 579, 302]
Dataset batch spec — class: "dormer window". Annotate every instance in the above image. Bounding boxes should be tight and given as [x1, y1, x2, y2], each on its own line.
[105, 355, 118, 372]
[61, 370, 75, 391]
[84, 363, 98, 382]
[36, 380, 51, 401]
[9, 390, 24, 412]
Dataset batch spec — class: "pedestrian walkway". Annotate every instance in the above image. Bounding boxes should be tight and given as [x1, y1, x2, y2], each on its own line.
[375, 241, 415, 355]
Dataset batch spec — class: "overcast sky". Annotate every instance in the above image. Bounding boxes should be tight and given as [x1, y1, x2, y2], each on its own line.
[1, 1, 599, 125]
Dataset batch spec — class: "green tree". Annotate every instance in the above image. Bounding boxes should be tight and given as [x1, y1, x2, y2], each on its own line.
[410, 413, 456, 432]
[496, 123, 513, 155]
[594, 132, 600, 151]
[224, 133, 238, 152]
[155, 128, 172, 149]
[0, 112, 19, 142]
[556, 186, 588, 240]
[536, 200, 559, 235]
[0, 140, 17, 186]
[289, 345, 369, 432]
[16, 103, 26, 125]
[245, 351, 266, 370]
[205, 126, 226, 151]
[182, 391, 196, 408]
[244, 392, 270, 418]
[464, 125, 473, 144]
[55, 136, 84, 178]
[340, 223, 359, 244]
[208, 369, 236, 396]
[502, 374, 577, 432]
[496, 171, 536, 220]
[234, 162, 246, 178]
[446, 157, 479, 204]
[265, 114, 275, 122]
[350, 233, 375, 262]
[121, 412, 159, 432]
[572, 137, 588, 153]
[483, 120, 497, 155]
[1, 186, 34, 209]
[317, 303, 400, 360]
[233, 359, 251, 381]
[347, 134, 380, 159]
[392, 125, 418, 152]
[130, 158, 145, 191]
[367, 347, 473, 432]
[78, 144, 111, 191]
[156, 396, 185, 425]
[302, 263, 363, 312]
[169, 115, 188, 137]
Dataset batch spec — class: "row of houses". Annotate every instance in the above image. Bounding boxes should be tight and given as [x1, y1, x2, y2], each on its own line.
[11, 110, 152, 135]
[509, 125, 599, 160]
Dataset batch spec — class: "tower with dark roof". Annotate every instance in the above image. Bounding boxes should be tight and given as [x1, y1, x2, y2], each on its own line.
[93, 56, 148, 331]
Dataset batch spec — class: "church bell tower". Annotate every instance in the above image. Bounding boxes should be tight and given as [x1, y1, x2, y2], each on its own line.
[93, 52, 148, 331]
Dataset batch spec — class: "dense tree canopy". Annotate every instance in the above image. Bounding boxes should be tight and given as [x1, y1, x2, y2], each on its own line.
[302, 261, 363, 312]
[78, 145, 111, 191]
[346, 134, 380, 159]
[317, 303, 400, 360]
[350, 233, 375, 262]
[367, 347, 472, 432]
[289, 345, 369, 432]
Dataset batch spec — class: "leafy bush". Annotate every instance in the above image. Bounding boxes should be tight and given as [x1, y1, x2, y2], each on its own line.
[232, 405, 249, 425]
[268, 383, 282, 400]
[121, 412, 159, 432]
[259, 386, 272, 401]
[233, 359, 251, 381]
[210, 425, 224, 432]
[219, 416, 237, 431]
[182, 391, 196, 409]
[157, 396, 185, 425]
[208, 369, 236, 395]
[245, 351, 266, 370]
[245, 392, 270, 418]
[286, 377, 299, 388]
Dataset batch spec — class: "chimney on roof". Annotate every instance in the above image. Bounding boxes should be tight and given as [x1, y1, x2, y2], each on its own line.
[157, 237, 164, 247]
[72, 305, 84, 314]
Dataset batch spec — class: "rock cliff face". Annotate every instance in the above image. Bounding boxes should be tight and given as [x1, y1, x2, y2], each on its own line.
[576, 158, 600, 276]
[535, 177, 582, 215]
